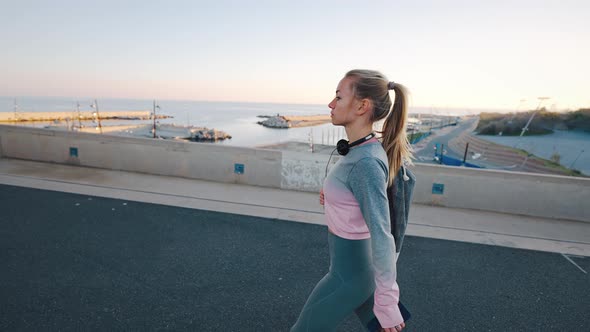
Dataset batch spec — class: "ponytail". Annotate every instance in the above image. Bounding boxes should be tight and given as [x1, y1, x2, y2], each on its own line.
[380, 83, 413, 187]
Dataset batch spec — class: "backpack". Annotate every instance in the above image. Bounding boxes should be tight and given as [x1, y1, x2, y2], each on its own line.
[387, 166, 416, 253]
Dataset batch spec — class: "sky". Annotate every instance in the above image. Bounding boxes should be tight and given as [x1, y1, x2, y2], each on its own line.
[1, 0, 589, 111]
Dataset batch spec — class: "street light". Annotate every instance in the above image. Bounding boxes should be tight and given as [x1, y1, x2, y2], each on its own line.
[13, 98, 18, 125]
[90, 99, 103, 134]
[75, 101, 83, 129]
[153, 100, 160, 138]
[519, 97, 550, 137]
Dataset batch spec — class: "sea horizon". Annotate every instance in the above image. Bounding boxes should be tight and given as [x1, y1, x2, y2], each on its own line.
[0, 95, 517, 116]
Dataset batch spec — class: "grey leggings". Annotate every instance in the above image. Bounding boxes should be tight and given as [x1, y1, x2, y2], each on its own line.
[290, 232, 378, 332]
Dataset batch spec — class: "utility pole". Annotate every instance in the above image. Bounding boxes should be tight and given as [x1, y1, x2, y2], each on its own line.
[90, 99, 103, 134]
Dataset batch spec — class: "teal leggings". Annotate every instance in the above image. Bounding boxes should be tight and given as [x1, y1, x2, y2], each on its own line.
[291, 232, 378, 332]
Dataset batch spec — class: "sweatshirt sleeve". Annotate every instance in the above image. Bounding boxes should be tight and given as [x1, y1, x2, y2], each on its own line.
[348, 157, 404, 328]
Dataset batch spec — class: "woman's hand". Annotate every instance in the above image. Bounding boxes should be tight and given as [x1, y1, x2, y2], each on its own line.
[382, 322, 405, 332]
[319, 189, 325, 205]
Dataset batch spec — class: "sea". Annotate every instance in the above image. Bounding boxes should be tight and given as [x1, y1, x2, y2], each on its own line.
[0, 96, 479, 148]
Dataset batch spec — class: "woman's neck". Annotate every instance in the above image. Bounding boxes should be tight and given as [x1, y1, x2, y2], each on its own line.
[345, 123, 374, 143]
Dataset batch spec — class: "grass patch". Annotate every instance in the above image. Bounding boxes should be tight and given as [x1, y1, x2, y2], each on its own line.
[476, 108, 590, 136]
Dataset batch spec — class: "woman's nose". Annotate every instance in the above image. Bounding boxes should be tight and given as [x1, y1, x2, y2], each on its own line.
[328, 99, 335, 109]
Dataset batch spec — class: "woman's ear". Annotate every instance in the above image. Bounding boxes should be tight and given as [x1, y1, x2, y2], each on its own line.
[356, 98, 372, 116]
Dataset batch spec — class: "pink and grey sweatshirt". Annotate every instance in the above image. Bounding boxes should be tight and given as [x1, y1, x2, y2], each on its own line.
[323, 138, 404, 328]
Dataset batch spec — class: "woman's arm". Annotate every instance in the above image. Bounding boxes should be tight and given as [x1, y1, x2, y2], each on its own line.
[348, 157, 405, 329]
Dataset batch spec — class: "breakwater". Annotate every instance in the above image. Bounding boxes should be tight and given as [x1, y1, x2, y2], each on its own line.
[0, 111, 171, 123]
[257, 114, 331, 128]
[44, 123, 232, 142]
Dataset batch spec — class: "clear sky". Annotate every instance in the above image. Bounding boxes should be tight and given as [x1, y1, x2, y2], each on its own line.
[1, 0, 588, 111]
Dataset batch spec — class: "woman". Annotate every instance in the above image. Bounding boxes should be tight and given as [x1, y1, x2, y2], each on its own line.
[291, 70, 412, 332]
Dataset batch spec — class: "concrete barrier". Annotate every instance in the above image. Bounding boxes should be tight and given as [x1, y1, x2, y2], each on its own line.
[411, 163, 589, 222]
[1, 125, 588, 222]
[0, 125, 282, 188]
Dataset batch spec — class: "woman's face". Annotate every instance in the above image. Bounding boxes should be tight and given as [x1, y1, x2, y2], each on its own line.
[328, 77, 360, 126]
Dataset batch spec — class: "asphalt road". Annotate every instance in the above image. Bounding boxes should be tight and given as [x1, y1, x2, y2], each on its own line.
[1, 184, 588, 331]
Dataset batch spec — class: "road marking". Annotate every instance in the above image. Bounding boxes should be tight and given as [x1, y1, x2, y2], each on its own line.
[561, 253, 587, 274]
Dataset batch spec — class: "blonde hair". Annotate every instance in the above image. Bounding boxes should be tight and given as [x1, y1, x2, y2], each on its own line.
[344, 69, 413, 186]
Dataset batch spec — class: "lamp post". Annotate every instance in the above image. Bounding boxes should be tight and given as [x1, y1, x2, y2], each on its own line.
[309, 128, 314, 153]
[76, 101, 83, 129]
[90, 99, 103, 134]
[520, 97, 550, 137]
[153, 100, 160, 138]
[13, 98, 18, 125]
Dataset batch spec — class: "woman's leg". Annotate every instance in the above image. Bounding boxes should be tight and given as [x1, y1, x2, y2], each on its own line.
[290, 272, 363, 332]
[291, 233, 374, 332]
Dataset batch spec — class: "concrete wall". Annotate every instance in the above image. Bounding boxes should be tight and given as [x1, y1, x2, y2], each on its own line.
[280, 150, 590, 222]
[280, 151, 342, 192]
[411, 163, 589, 222]
[1, 125, 589, 222]
[0, 125, 282, 188]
